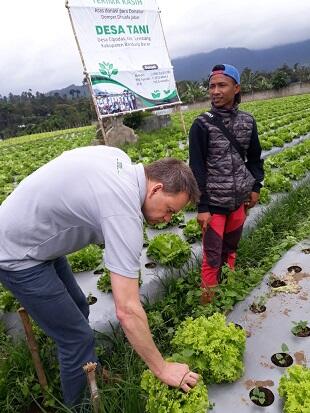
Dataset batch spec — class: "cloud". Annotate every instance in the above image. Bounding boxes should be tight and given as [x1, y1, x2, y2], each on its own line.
[0, 0, 309, 95]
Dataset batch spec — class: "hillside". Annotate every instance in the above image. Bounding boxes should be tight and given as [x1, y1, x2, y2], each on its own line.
[172, 39, 310, 81]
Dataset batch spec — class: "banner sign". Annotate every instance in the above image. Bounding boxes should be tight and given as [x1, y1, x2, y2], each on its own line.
[67, 0, 180, 117]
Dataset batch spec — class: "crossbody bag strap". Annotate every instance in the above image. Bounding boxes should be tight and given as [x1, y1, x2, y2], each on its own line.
[199, 112, 246, 161]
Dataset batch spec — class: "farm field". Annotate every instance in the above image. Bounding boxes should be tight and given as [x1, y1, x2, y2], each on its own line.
[0, 94, 310, 413]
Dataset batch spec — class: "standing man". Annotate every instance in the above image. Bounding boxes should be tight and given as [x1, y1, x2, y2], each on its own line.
[0, 146, 200, 406]
[189, 64, 264, 303]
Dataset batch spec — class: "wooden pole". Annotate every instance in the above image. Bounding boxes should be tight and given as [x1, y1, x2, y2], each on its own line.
[18, 308, 48, 391]
[178, 105, 187, 136]
[83, 362, 100, 413]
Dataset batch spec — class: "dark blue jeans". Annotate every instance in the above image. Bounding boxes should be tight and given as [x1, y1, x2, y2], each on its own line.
[0, 256, 98, 406]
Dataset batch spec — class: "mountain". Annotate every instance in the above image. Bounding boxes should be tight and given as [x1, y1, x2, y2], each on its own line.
[46, 84, 89, 98]
[172, 39, 310, 81]
[46, 40, 310, 95]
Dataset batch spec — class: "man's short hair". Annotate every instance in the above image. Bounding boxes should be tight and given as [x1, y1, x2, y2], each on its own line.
[144, 158, 200, 204]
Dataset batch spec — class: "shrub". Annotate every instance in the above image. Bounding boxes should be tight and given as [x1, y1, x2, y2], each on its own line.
[278, 365, 310, 413]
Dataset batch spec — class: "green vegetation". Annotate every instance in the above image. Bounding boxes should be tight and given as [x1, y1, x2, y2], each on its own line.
[183, 218, 202, 243]
[0, 94, 310, 412]
[171, 313, 246, 383]
[291, 320, 309, 336]
[0, 91, 96, 139]
[67, 244, 103, 273]
[250, 387, 267, 406]
[278, 365, 310, 413]
[147, 233, 191, 267]
[141, 370, 209, 413]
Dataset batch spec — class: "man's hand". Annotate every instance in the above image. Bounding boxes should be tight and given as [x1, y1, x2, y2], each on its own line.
[157, 361, 199, 392]
[245, 192, 260, 209]
[197, 212, 212, 231]
[111, 273, 199, 392]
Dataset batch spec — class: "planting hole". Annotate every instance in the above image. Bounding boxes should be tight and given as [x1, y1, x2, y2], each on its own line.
[143, 242, 149, 248]
[271, 352, 293, 367]
[292, 326, 310, 337]
[87, 295, 97, 305]
[271, 280, 287, 288]
[302, 248, 310, 254]
[250, 304, 266, 314]
[178, 223, 186, 229]
[287, 265, 302, 274]
[234, 323, 243, 330]
[145, 262, 157, 269]
[249, 387, 274, 407]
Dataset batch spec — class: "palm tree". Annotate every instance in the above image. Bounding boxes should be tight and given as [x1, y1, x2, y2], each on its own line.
[181, 81, 207, 103]
[241, 68, 263, 93]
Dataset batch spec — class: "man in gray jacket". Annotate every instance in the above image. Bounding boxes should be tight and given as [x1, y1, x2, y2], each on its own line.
[0, 146, 200, 406]
[189, 64, 264, 302]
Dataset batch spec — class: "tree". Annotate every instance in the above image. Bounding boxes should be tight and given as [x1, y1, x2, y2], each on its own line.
[271, 70, 290, 90]
[241, 68, 264, 93]
[179, 81, 207, 104]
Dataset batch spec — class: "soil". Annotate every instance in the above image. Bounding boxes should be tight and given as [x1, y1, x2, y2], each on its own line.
[23, 401, 50, 413]
[270, 280, 287, 288]
[145, 262, 157, 269]
[282, 308, 291, 316]
[244, 379, 274, 390]
[249, 304, 266, 313]
[287, 265, 302, 273]
[302, 248, 310, 254]
[249, 386, 275, 407]
[271, 352, 293, 367]
[292, 326, 310, 337]
[88, 296, 98, 305]
[294, 351, 307, 366]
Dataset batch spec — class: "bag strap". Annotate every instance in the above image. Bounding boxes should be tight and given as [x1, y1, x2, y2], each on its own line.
[199, 112, 245, 161]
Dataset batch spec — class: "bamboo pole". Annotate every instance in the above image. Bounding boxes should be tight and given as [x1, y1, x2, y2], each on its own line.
[177, 105, 187, 136]
[83, 362, 100, 413]
[65, 0, 107, 144]
[18, 308, 48, 391]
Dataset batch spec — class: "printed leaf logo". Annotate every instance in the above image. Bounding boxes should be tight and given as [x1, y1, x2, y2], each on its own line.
[152, 90, 161, 99]
[164, 90, 170, 95]
[99, 62, 118, 78]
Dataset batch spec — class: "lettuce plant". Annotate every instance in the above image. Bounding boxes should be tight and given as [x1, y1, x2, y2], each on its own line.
[67, 244, 102, 272]
[278, 365, 310, 413]
[97, 269, 143, 293]
[183, 219, 202, 243]
[147, 234, 191, 267]
[140, 369, 209, 413]
[171, 313, 246, 383]
[264, 172, 292, 192]
[149, 211, 185, 230]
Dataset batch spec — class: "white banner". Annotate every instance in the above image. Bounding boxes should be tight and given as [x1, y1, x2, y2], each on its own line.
[67, 0, 180, 117]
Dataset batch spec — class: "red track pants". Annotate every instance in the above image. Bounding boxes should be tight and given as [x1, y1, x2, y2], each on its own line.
[201, 203, 246, 288]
